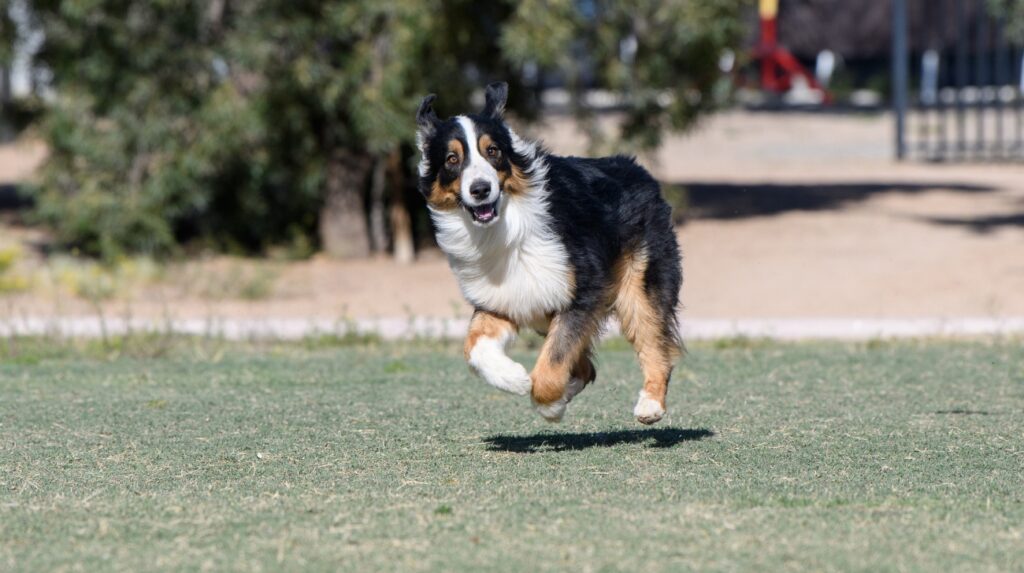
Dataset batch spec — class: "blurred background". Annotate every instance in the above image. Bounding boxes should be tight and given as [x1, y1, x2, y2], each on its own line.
[0, 0, 1022, 335]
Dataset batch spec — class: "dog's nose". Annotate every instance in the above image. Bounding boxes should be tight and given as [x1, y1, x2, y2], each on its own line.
[469, 180, 490, 200]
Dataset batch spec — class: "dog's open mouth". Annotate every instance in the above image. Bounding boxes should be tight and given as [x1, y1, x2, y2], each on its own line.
[467, 198, 500, 224]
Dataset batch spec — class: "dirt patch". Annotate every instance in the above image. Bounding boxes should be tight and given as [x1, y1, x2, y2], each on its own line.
[2, 112, 1023, 322]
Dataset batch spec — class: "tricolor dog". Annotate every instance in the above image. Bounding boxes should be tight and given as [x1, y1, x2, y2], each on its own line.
[416, 82, 683, 424]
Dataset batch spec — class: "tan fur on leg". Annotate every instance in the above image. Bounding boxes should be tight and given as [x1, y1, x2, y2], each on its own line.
[613, 246, 681, 424]
[464, 310, 532, 396]
[530, 312, 601, 421]
[464, 311, 517, 360]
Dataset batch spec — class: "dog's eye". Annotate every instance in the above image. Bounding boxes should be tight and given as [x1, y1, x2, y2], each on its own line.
[486, 145, 500, 158]
[446, 153, 459, 166]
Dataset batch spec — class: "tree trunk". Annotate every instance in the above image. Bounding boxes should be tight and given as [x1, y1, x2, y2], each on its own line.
[319, 150, 372, 258]
[368, 155, 388, 254]
[387, 150, 415, 264]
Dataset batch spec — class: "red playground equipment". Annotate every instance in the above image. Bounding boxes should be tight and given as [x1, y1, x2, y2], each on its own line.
[755, 0, 831, 101]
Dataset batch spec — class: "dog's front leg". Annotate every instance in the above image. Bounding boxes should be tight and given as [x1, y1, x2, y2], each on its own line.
[464, 310, 532, 396]
[530, 307, 601, 422]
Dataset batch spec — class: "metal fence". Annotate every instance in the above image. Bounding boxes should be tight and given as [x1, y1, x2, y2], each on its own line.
[893, 0, 1024, 161]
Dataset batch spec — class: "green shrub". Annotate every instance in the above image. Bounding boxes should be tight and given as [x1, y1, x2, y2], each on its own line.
[0, 246, 31, 292]
[19, 0, 743, 260]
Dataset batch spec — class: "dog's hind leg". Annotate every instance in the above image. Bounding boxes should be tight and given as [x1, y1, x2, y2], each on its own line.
[572, 347, 597, 389]
[613, 245, 682, 425]
[464, 310, 532, 396]
[530, 308, 602, 422]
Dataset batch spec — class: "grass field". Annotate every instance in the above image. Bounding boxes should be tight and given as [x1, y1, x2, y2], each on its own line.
[1, 337, 1023, 572]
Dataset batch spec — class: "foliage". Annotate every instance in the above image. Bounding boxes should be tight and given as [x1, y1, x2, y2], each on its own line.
[14, 0, 742, 260]
[502, 0, 744, 152]
[989, 0, 1024, 41]
[0, 1, 16, 65]
[0, 245, 30, 291]
[45, 254, 161, 300]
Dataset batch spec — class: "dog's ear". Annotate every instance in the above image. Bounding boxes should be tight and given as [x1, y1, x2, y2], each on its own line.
[416, 94, 440, 136]
[481, 82, 508, 119]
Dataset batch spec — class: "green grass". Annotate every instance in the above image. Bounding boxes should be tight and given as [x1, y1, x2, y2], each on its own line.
[1, 339, 1023, 572]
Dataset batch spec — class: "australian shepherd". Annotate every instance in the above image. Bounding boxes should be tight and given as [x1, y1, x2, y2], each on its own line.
[415, 82, 682, 425]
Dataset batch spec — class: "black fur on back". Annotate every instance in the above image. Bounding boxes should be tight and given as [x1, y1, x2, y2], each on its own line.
[543, 153, 682, 344]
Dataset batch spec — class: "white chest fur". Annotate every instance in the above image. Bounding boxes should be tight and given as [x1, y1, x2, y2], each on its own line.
[431, 190, 573, 325]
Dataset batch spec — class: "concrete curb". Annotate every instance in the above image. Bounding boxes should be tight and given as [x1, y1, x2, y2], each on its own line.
[2, 316, 1023, 341]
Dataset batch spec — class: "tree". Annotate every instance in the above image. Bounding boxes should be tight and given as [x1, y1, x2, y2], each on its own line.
[502, 0, 744, 152]
[989, 0, 1024, 41]
[19, 0, 530, 259]
[225, 1, 527, 258]
[14, 0, 742, 261]
[0, 3, 14, 66]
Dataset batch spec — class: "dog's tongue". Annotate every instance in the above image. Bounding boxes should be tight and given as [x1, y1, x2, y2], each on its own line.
[474, 204, 496, 222]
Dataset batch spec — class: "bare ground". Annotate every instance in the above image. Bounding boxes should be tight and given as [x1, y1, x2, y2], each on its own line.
[2, 111, 1023, 323]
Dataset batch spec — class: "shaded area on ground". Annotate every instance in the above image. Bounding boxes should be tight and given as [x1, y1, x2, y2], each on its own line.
[0, 183, 30, 211]
[483, 427, 714, 453]
[681, 181, 995, 220]
[923, 213, 1024, 233]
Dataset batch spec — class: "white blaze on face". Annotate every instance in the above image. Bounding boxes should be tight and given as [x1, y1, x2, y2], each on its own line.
[456, 116, 500, 207]
[428, 119, 573, 325]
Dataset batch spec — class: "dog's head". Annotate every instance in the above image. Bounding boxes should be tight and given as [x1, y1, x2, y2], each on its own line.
[415, 82, 535, 227]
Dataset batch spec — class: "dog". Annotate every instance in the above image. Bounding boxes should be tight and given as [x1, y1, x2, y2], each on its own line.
[415, 82, 682, 424]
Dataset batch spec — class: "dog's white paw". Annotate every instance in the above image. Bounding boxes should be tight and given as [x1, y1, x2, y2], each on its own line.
[493, 361, 533, 396]
[474, 358, 532, 396]
[468, 339, 532, 396]
[633, 390, 665, 425]
[532, 377, 586, 423]
[533, 398, 568, 423]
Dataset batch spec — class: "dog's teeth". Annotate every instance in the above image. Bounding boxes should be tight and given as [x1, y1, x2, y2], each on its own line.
[472, 203, 497, 222]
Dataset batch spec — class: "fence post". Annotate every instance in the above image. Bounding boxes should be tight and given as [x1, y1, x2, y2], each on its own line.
[893, 0, 909, 160]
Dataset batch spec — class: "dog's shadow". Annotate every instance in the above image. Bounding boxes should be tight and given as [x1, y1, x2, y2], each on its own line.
[483, 427, 714, 453]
